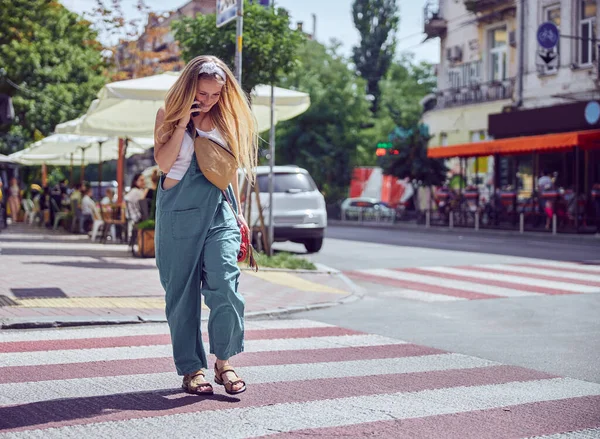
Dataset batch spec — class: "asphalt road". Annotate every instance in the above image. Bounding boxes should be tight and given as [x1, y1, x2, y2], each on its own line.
[325, 224, 600, 262]
[273, 225, 600, 384]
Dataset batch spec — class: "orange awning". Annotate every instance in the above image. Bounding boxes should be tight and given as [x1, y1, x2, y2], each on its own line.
[427, 129, 600, 158]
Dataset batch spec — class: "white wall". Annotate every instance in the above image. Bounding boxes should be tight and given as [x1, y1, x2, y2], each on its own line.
[438, 0, 480, 90]
[522, 0, 600, 108]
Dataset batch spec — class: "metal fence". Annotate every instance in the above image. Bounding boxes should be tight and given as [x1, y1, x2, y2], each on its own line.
[327, 193, 600, 235]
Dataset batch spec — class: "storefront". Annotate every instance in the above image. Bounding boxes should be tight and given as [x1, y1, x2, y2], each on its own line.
[427, 129, 600, 234]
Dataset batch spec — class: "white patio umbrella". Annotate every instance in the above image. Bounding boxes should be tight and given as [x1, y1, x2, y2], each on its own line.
[9, 134, 151, 166]
[55, 72, 310, 137]
[0, 153, 18, 164]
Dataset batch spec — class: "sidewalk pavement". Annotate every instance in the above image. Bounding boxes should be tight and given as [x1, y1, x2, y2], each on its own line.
[0, 224, 362, 329]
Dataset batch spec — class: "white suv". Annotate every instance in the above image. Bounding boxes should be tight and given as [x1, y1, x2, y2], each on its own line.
[240, 166, 327, 253]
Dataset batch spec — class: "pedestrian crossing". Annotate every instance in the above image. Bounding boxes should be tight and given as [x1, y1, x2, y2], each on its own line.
[346, 261, 600, 302]
[1, 319, 599, 438]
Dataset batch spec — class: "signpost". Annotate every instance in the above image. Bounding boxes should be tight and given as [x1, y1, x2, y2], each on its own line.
[216, 0, 237, 27]
[537, 22, 559, 49]
[218, 0, 276, 253]
[537, 22, 559, 65]
[216, 0, 243, 84]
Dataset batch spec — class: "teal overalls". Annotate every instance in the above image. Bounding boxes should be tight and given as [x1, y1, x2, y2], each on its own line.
[155, 150, 244, 376]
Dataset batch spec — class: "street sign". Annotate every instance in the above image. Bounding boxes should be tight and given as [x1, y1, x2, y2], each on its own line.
[537, 22, 559, 50]
[539, 49, 557, 65]
[250, 0, 271, 5]
[216, 0, 237, 28]
[584, 101, 600, 125]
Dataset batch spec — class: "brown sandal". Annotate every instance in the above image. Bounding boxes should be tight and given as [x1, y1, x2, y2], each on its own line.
[214, 364, 247, 395]
[182, 370, 214, 395]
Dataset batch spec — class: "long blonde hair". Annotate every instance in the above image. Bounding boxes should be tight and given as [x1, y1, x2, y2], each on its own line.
[157, 55, 258, 183]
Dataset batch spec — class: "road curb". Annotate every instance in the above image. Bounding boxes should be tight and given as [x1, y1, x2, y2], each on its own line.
[328, 220, 600, 243]
[0, 264, 364, 330]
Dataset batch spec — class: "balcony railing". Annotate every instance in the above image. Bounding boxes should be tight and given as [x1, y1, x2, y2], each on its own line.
[430, 78, 516, 110]
[464, 0, 515, 14]
[424, 0, 447, 39]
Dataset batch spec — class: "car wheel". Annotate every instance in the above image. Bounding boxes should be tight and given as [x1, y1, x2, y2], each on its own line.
[304, 237, 323, 253]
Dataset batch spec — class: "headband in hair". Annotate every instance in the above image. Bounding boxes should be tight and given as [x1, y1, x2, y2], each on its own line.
[199, 62, 226, 81]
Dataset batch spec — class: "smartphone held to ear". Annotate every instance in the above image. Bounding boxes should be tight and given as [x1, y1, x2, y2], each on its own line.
[191, 103, 201, 117]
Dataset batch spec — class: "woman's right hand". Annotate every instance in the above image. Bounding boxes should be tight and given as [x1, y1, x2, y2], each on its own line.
[179, 101, 201, 127]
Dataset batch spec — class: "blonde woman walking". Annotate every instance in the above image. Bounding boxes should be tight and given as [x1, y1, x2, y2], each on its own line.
[153, 56, 257, 396]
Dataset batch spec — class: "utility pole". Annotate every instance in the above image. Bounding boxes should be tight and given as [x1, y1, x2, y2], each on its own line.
[267, 0, 276, 255]
[235, 0, 243, 86]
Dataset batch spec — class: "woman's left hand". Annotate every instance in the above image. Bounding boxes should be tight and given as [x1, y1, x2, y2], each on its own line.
[238, 213, 249, 229]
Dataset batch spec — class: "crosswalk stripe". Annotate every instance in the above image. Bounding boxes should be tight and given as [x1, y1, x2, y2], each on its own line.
[347, 270, 498, 300]
[523, 261, 600, 274]
[470, 264, 600, 287]
[377, 289, 466, 302]
[0, 344, 443, 384]
[270, 396, 600, 439]
[452, 266, 599, 293]
[2, 378, 599, 438]
[527, 428, 600, 439]
[490, 264, 600, 282]
[398, 268, 543, 298]
[365, 268, 532, 298]
[0, 354, 498, 406]
[1, 319, 598, 438]
[413, 266, 577, 296]
[0, 334, 406, 367]
[0, 320, 332, 343]
[0, 326, 359, 353]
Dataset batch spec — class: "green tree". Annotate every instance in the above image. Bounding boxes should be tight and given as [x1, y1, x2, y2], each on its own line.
[0, 0, 107, 154]
[355, 55, 436, 167]
[276, 40, 371, 203]
[377, 124, 447, 192]
[379, 55, 437, 128]
[352, 0, 399, 114]
[172, 1, 305, 94]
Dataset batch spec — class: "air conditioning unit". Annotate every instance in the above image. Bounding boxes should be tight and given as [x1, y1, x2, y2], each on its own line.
[446, 46, 463, 62]
[509, 30, 517, 48]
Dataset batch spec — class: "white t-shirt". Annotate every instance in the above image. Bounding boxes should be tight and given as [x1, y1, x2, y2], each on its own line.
[124, 187, 145, 203]
[166, 128, 227, 181]
[81, 195, 98, 218]
[538, 176, 553, 191]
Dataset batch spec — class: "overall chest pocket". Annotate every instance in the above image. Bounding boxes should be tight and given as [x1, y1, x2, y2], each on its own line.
[170, 207, 211, 240]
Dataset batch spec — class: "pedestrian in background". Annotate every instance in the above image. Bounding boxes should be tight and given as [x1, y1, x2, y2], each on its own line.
[7, 177, 20, 223]
[153, 55, 258, 395]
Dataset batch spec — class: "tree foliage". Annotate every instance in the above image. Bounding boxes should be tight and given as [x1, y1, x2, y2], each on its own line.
[352, 0, 399, 114]
[0, 0, 107, 154]
[89, 1, 183, 80]
[172, 1, 305, 94]
[355, 55, 437, 167]
[276, 40, 371, 203]
[378, 124, 447, 187]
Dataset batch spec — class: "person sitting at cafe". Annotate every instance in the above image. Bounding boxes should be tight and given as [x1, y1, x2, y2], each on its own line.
[80, 185, 99, 233]
[69, 182, 83, 207]
[101, 188, 115, 205]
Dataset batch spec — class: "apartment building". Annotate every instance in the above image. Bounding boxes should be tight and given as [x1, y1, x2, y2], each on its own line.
[422, 0, 517, 145]
[114, 0, 217, 79]
[423, 0, 600, 232]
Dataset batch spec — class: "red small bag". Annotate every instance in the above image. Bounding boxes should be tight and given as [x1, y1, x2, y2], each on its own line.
[222, 191, 258, 271]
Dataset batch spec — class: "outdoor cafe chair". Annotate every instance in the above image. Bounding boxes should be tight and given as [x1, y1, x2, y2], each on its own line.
[100, 203, 127, 244]
[51, 198, 70, 230]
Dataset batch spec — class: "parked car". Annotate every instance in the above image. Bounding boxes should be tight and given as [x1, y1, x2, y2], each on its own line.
[240, 166, 327, 253]
[341, 197, 395, 221]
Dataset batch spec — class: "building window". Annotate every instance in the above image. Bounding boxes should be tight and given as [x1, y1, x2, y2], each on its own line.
[543, 5, 561, 72]
[489, 27, 507, 82]
[579, 0, 597, 66]
[446, 61, 482, 89]
[470, 130, 488, 142]
[441, 133, 448, 146]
